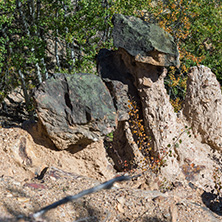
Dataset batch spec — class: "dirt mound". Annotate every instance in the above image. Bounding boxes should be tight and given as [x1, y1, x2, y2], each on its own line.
[0, 127, 115, 182]
[0, 127, 221, 221]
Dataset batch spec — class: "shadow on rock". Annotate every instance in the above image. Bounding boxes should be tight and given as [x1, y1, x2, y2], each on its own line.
[142, 217, 166, 222]
[0, 93, 30, 128]
[22, 120, 58, 150]
[201, 191, 222, 216]
[119, 216, 166, 222]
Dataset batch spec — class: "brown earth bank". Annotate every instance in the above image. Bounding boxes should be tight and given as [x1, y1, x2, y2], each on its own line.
[0, 126, 221, 222]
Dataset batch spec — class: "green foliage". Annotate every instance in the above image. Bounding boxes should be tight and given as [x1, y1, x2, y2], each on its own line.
[0, 0, 146, 108]
[0, 0, 221, 114]
[128, 99, 166, 174]
[148, 0, 222, 77]
[164, 66, 187, 112]
[186, 0, 222, 81]
[105, 132, 114, 142]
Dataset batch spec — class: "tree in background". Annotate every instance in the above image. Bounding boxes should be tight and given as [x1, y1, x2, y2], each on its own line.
[0, 0, 221, 115]
[0, 0, 111, 114]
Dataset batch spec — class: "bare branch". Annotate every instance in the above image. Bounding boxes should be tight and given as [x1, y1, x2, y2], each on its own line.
[18, 69, 30, 109]
[40, 58, 49, 80]
[55, 9, 61, 71]
[16, 0, 30, 36]
[31, 175, 139, 219]
[35, 62, 42, 83]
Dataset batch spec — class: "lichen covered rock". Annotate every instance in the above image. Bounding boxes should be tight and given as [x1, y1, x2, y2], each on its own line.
[34, 73, 117, 150]
[112, 14, 180, 67]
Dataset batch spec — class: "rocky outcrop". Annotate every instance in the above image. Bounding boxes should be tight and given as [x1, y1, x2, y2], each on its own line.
[97, 14, 181, 170]
[97, 14, 222, 189]
[1, 13, 222, 222]
[98, 14, 181, 154]
[183, 65, 222, 151]
[117, 48, 179, 153]
[33, 13, 222, 193]
[34, 73, 117, 150]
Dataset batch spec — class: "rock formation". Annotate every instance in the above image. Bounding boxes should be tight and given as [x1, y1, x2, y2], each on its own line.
[97, 14, 181, 171]
[97, 14, 222, 189]
[33, 13, 222, 191]
[34, 73, 117, 150]
[110, 14, 180, 152]
[1, 13, 222, 221]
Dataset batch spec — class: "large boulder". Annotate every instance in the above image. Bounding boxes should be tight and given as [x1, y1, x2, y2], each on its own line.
[112, 14, 180, 67]
[34, 73, 117, 150]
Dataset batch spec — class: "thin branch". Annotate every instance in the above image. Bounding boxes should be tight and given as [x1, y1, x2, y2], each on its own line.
[27, 0, 35, 23]
[16, 0, 30, 36]
[62, 1, 76, 73]
[18, 69, 30, 109]
[35, 62, 42, 83]
[55, 9, 61, 71]
[37, 0, 41, 21]
[40, 58, 48, 80]
[31, 174, 140, 219]
[17, 0, 43, 84]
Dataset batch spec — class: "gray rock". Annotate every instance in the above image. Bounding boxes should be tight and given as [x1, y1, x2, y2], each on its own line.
[34, 73, 117, 150]
[97, 48, 140, 121]
[112, 14, 180, 67]
[97, 48, 145, 171]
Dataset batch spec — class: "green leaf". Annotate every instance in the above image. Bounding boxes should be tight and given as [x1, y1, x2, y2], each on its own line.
[175, 143, 179, 148]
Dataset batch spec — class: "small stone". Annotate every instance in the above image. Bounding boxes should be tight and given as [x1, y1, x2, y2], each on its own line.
[17, 197, 30, 203]
[117, 203, 124, 213]
[152, 196, 167, 203]
[24, 183, 46, 190]
[5, 192, 13, 198]
[117, 196, 125, 205]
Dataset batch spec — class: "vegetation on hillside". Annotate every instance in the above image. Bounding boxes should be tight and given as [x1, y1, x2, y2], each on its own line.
[0, 0, 221, 113]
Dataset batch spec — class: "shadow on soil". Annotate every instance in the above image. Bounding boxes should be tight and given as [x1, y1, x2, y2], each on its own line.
[201, 191, 222, 216]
